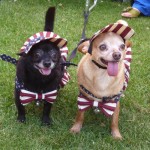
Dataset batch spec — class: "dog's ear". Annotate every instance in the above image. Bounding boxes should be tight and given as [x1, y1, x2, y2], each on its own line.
[44, 7, 55, 31]
[125, 40, 132, 48]
[17, 52, 27, 57]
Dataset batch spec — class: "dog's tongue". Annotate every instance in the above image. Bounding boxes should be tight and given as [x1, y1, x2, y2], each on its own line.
[107, 62, 118, 76]
[41, 68, 51, 76]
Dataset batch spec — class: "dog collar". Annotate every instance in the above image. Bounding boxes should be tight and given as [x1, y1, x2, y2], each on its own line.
[20, 31, 67, 54]
[88, 23, 135, 54]
[92, 60, 107, 69]
[80, 85, 122, 102]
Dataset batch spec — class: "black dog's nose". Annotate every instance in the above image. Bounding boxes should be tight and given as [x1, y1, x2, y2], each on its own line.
[112, 52, 121, 61]
[43, 62, 51, 68]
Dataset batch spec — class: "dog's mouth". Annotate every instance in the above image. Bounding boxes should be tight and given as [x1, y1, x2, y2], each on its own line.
[101, 58, 119, 76]
[34, 65, 52, 76]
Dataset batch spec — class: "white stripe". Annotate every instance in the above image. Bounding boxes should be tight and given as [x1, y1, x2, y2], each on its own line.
[124, 61, 130, 67]
[104, 103, 117, 108]
[61, 53, 67, 58]
[36, 33, 40, 37]
[50, 32, 54, 38]
[47, 96, 57, 99]
[62, 78, 68, 83]
[108, 24, 118, 32]
[116, 26, 127, 36]
[126, 47, 131, 51]
[21, 89, 36, 95]
[78, 105, 89, 110]
[78, 97, 88, 103]
[60, 47, 68, 51]
[125, 55, 132, 59]
[22, 103, 29, 106]
[29, 36, 34, 40]
[20, 96, 31, 101]
[43, 31, 47, 37]
[103, 108, 114, 116]
[57, 40, 66, 48]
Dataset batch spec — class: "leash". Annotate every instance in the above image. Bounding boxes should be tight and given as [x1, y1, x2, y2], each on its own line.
[67, 0, 98, 65]
[0, 53, 77, 67]
[0, 54, 17, 65]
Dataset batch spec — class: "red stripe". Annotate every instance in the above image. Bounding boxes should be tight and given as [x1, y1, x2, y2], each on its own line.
[60, 50, 68, 54]
[40, 32, 44, 37]
[101, 24, 113, 33]
[33, 34, 37, 39]
[100, 103, 116, 111]
[112, 24, 123, 33]
[126, 51, 132, 55]
[120, 27, 131, 39]
[20, 92, 36, 98]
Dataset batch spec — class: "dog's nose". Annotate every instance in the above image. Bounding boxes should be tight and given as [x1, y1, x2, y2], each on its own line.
[43, 62, 51, 68]
[112, 52, 121, 61]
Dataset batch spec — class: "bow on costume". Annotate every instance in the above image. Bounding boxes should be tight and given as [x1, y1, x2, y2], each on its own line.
[20, 89, 57, 105]
[78, 95, 117, 117]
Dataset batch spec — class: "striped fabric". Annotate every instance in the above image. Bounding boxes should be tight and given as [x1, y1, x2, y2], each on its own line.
[20, 31, 67, 54]
[20, 31, 68, 62]
[90, 23, 135, 42]
[59, 69, 70, 88]
[77, 47, 132, 117]
[20, 89, 57, 105]
[78, 95, 117, 117]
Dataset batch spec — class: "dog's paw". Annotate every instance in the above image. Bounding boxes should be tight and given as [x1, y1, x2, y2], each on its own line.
[41, 116, 51, 126]
[111, 130, 123, 140]
[17, 115, 26, 123]
[70, 124, 82, 133]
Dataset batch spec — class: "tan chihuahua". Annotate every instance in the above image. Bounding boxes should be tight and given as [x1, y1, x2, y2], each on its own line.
[70, 20, 134, 139]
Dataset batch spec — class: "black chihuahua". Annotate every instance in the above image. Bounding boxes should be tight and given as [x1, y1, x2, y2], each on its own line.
[15, 7, 69, 125]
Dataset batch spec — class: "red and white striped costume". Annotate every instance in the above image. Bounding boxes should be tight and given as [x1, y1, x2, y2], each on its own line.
[78, 23, 134, 117]
[17, 31, 70, 105]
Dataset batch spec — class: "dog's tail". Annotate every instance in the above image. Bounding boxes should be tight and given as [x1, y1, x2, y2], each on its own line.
[44, 7, 55, 32]
[0, 54, 17, 65]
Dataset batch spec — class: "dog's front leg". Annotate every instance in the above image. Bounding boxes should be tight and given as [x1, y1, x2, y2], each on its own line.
[42, 101, 52, 125]
[15, 90, 26, 123]
[70, 110, 85, 133]
[111, 101, 122, 139]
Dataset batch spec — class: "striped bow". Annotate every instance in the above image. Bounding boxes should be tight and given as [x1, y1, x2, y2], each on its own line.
[78, 95, 117, 117]
[20, 89, 57, 106]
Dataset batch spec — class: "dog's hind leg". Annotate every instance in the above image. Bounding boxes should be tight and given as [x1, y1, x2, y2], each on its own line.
[70, 110, 85, 133]
[111, 101, 122, 140]
[41, 101, 52, 125]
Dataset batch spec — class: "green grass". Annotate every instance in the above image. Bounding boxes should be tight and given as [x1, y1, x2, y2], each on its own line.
[0, 0, 150, 149]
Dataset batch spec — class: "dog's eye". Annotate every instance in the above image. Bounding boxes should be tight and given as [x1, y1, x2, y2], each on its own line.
[99, 44, 107, 51]
[51, 53, 58, 62]
[34, 53, 41, 60]
[120, 44, 125, 51]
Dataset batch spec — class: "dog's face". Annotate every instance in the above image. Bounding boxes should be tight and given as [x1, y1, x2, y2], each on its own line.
[28, 40, 61, 76]
[91, 32, 126, 76]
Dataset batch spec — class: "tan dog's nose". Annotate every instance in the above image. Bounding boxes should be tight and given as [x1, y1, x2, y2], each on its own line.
[113, 52, 121, 61]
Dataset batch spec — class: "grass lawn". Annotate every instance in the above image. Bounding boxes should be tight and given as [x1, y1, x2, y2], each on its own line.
[0, 0, 150, 149]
